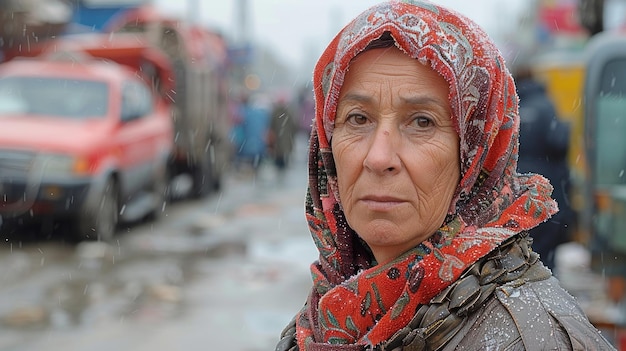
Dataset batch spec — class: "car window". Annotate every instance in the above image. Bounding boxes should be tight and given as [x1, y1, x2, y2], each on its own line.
[121, 80, 154, 121]
[594, 59, 626, 186]
[0, 76, 109, 118]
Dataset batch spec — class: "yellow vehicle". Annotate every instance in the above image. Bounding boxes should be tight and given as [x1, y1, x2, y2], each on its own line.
[532, 35, 626, 348]
[581, 30, 626, 295]
[581, 29, 626, 349]
[531, 50, 586, 238]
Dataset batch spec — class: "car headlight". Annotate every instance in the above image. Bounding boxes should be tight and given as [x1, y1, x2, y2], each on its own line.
[36, 154, 89, 177]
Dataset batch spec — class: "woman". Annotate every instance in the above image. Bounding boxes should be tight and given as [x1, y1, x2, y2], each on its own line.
[276, 1, 616, 350]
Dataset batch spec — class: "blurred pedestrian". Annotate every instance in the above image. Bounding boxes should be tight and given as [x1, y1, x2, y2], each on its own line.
[233, 93, 270, 171]
[268, 93, 297, 172]
[512, 54, 574, 272]
[297, 85, 315, 135]
[275, 1, 615, 350]
[229, 94, 246, 161]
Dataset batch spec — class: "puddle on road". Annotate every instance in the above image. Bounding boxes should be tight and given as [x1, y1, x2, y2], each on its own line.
[0, 199, 312, 337]
[1, 233, 259, 331]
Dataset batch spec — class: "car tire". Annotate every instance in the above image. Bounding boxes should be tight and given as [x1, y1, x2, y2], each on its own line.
[146, 163, 170, 221]
[210, 138, 225, 192]
[74, 178, 119, 242]
[0, 216, 19, 239]
[190, 156, 212, 199]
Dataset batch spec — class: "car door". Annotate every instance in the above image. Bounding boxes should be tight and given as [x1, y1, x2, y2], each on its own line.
[116, 78, 161, 197]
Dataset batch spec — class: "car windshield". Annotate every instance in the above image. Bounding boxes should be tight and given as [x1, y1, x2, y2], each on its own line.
[0, 76, 109, 118]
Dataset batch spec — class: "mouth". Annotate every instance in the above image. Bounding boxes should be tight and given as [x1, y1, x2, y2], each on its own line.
[360, 195, 405, 211]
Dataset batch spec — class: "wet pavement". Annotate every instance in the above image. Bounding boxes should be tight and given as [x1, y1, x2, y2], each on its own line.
[0, 135, 316, 351]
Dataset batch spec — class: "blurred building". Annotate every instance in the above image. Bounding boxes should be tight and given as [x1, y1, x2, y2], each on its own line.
[0, 0, 72, 60]
[0, 0, 154, 61]
[69, 0, 150, 32]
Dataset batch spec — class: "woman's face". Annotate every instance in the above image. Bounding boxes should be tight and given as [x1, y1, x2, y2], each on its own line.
[332, 47, 460, 264]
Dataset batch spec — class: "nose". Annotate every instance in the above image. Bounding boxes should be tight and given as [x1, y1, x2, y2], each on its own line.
[363, 127, 401, 175]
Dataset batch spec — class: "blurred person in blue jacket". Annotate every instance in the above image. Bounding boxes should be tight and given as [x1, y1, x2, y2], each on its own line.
[233, 92, 270, 171]
[513, 55, 574, 272]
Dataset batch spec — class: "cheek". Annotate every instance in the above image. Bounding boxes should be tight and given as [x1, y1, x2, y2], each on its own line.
[412, 142, 460, 202]
[430, 162, 460, 203]
[332, 136, 364, 201]
[429, 136, 460, 176]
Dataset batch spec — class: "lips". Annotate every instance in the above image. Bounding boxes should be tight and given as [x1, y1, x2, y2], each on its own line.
[360, 195, 405, 211]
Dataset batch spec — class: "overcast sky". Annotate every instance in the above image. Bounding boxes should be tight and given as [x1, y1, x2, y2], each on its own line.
[153, 0, 528, 74]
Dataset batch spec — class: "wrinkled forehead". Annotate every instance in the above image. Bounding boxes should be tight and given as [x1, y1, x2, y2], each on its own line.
[311, 0, 518, 216]
[315, 0, 500, 142]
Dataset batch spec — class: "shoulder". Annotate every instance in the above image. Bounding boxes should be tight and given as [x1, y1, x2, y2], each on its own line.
[450, 277, 615, 350]
[502, 277, 615, 349]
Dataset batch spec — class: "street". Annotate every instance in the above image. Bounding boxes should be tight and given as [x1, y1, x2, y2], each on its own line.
[0, 134, 622, 350]
[0, 135, 316, 351]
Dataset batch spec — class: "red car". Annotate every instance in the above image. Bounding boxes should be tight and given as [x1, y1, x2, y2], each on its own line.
[0, 52, 174, 241]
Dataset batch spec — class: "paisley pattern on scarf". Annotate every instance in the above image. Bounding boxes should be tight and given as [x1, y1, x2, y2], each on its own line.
[296, 1, 558, 349]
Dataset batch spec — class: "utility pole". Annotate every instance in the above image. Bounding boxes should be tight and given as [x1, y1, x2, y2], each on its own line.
[234, 0, 249, 45]
[187, 0, 200, 25]
[233, 0, 252, 94]
[579, 0, 604, 35]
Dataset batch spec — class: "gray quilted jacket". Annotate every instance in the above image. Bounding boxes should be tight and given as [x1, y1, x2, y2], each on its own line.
[276, 234, 617, 351]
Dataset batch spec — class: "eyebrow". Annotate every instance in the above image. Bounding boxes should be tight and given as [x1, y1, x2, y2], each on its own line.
[401, 96, 450, 111]
[339, 92, 449, 111]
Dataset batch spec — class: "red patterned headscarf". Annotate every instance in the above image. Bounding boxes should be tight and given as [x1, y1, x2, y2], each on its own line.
[297, 1, 557, 349]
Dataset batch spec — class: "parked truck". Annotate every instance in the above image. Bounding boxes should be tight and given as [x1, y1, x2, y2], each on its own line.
[104, 5, 232, 198]
[3, 4, 232, 199]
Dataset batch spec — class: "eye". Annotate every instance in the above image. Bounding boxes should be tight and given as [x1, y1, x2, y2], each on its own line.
[347, 113, 369, 125]
[412, 116, 434, 128]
